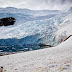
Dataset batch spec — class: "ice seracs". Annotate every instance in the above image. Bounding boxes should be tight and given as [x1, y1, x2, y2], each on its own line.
[0, 7, 72, 46]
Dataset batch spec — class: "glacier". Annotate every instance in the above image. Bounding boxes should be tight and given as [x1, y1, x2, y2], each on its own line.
[0, 6, 72, 72]
[0, 7, 72, 46]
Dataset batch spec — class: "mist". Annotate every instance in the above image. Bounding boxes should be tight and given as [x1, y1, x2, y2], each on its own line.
[0, 0, 72, 10]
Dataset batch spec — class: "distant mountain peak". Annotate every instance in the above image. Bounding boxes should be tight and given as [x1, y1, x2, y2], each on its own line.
[5, 7, 17, 9]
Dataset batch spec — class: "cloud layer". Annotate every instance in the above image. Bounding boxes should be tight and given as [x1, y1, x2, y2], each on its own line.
[0, 0, 72, 10]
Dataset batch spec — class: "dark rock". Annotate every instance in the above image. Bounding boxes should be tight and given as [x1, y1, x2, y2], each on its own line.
[64, 35, 72, 41]
[38, 43, 53, 47]
[0, 17, 16, 26]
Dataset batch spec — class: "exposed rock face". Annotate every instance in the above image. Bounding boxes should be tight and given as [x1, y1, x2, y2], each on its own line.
[0, 17, 16, 26]
[64, 35, 72, 41]
[38, 43, 53, 47]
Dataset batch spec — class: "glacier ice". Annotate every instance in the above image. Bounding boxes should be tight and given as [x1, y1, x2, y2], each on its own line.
[0, 7, 72, 46]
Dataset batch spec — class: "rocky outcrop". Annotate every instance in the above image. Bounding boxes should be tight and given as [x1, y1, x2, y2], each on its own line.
[64, 35, 72, 41]
[57, 35, 72, 44]
[38, 43, 53, 47]
[0, 17, 16, 26]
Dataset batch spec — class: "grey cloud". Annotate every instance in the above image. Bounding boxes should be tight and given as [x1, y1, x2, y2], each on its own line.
[0, 0, 72, 10]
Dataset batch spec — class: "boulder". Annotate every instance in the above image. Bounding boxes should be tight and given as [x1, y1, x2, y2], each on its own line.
[0, 17, 16, 26]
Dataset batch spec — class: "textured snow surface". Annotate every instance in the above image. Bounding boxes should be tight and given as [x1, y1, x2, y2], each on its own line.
[0, 7, 72, 45]
[0, 36, 72, 72]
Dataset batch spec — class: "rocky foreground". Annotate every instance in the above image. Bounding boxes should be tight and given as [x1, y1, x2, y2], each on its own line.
[0, 36, 72, 72]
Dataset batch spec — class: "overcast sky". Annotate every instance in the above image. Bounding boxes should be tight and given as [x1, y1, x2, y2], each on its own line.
[0, 0, 72, 10]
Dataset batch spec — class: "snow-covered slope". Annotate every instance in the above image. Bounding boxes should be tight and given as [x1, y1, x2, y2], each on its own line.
[0, 31, 72, 72]
[0, 7, 72, 46]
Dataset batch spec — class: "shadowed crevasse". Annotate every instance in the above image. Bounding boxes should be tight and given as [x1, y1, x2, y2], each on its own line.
[0, 17, 16, 26]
